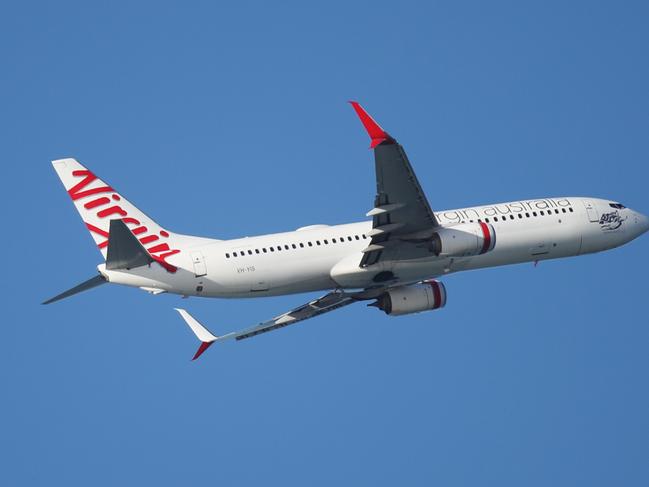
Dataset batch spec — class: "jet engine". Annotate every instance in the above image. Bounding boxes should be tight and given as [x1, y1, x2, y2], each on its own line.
[429, 222, 496, 257]
[371, 280, 447, 316]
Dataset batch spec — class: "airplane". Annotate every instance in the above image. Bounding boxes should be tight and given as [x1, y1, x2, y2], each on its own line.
[44, 102, 649, 359]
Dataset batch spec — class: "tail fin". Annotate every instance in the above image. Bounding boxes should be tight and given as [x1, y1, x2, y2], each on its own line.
[52, 158, 180, 269]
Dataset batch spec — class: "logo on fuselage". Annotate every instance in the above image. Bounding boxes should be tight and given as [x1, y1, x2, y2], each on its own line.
[599, 210, 626, 231]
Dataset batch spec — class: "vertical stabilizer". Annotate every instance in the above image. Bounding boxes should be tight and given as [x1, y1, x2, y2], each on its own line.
[51, 158, 181, 271]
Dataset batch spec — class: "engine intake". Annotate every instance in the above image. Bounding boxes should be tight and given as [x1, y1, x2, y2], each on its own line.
[372, 280, 447, 316]
[429, 222, 496, 257]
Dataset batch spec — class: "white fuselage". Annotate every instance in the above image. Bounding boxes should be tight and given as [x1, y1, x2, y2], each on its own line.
[100, 196, 649, 298]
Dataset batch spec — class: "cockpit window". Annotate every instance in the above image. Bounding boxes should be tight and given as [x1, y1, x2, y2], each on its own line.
[609, 203, 626, 209]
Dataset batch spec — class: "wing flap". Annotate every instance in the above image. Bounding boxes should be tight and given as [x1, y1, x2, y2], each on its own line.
[235, 292, 355, 341]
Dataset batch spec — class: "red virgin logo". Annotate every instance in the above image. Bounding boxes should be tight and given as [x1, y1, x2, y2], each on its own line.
[68, 169, 180, 273]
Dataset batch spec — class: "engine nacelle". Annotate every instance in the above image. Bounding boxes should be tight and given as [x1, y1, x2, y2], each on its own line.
[429, 222, 496, 257]
[372, 281, 447, 316]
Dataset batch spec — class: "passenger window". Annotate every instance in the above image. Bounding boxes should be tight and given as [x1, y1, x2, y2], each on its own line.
[263, 248, 267, 253]
[324, 240, 328, 244]
[525, 213, 530, 217]
[347, 236, 352, 241]
[248, 250, 252, 255]
[362, 234, 367, 239]
[299, 243, 304, 248]
[355, 235, 360, 240]
[332, 238, 337, 243]
[255, 249, 260, 254]
[226, 253, 230, 258]
[533, 212, 537, 217]
[510, 215, 514, 220]
[569, 207, 574, 212]
[233, 252, 238, 257]
[562, 208, 566, 213]
[518, 214, 522, 219]
[485, 218, 490, 223]
[555, 209, 559, 214]
[540, 211, 545, 216]
[284, 245, 289, 250]
[494, 217, 499, 222]
[308, 242, 313, 247]
[316, 240, 321, 246]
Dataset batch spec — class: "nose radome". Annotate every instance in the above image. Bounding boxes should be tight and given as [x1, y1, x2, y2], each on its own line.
[638, 212, 649, 235]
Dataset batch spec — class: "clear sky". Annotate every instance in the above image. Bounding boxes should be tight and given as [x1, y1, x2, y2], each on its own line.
[1, 1, 648, 485]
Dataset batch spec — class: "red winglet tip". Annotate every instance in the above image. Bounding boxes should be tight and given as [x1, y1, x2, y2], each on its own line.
[348, 101, 393, 148]
[370, 138, 387, 148]
[192, 341, 214, 361]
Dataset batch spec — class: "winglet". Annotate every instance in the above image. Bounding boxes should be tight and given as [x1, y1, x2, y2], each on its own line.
[349, 101, 395, 148]
[174, 308, 218, 360]
[192, 341, 214, 361]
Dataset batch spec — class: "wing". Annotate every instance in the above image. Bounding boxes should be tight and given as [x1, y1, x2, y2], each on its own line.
[175, 291, 357, 359]
[350, 102, 440, 267]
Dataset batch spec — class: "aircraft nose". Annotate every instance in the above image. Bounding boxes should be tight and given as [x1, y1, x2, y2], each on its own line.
[637, 211, 649, 235]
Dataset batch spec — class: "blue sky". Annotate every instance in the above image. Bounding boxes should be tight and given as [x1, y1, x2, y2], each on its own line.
[1, 1, 648, 485]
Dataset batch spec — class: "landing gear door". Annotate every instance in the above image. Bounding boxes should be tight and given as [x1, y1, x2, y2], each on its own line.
[191, 251, 207, 277]
[582, 200, 600, 222]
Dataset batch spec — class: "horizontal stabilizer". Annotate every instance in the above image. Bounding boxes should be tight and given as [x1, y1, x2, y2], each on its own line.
[42, 274, 107, 304]
[106, 219, 154, 270]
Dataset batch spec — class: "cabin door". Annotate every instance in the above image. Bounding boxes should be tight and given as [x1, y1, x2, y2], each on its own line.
[191, 251, 207, 277]
[582, 200, 600, 222]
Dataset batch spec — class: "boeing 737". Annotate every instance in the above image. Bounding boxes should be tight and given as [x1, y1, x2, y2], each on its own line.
[44, 102, 649, 359]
